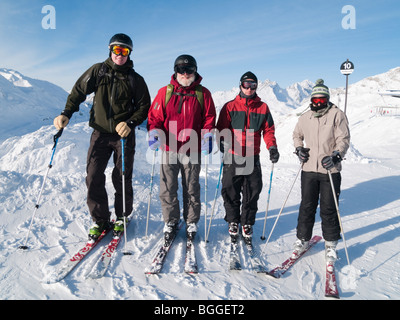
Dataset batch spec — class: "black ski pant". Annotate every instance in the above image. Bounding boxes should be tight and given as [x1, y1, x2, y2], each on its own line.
[221, 155, 263, 226]
[86, 130, 135, 223]
[297, 171, 341, 242]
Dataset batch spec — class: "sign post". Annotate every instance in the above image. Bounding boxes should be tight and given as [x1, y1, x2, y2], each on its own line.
[340, 59, 354, 114]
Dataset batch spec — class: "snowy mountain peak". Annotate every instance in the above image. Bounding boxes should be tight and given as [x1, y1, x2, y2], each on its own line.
[0, 68, 32, 88]
[0, 68, 69, 141]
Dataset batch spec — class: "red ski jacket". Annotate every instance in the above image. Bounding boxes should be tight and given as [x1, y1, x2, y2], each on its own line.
[216, 94, 277, 156]
[147, 74, 216, 153]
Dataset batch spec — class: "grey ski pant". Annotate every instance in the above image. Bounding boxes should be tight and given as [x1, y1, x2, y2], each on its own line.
[159, 151, 201, 225]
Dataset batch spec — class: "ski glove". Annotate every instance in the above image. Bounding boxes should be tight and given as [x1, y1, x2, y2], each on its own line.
[201, 132, 213, 155]
[295, 147, 310, 163]
[321, 151, 342, 170]
[148, 130, 161, 151]
[269, 146, 280, 163]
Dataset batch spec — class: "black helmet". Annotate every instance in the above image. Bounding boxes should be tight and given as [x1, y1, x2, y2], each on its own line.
[109, 33, 133, 50]
[174, 54, 197, 72]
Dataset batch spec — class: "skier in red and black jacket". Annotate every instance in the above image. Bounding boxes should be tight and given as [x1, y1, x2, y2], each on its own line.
[216, 71, 279, 244]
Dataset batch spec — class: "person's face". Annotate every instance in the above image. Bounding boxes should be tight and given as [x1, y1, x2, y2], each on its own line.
[176, 65, 196, 87]
[110, 45, 130, 65]
[311, 94, 328, 107]
[241, 79, 257, 94]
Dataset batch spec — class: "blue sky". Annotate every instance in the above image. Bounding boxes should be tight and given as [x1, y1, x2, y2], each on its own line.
[1, 0, 399, 97]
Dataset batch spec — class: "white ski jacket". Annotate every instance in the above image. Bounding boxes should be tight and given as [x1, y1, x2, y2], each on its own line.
[293, 103, 350, 174]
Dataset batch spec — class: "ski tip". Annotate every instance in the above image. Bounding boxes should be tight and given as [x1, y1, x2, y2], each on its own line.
[325, 294, 340, 300]
[123, 251, 133, 256]
[18, 245, 29, 250]
[265, 272, 280, 279]
[185, 270, 199, 275]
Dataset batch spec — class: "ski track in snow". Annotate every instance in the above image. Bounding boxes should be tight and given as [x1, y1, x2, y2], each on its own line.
[1, 68, 400, 300]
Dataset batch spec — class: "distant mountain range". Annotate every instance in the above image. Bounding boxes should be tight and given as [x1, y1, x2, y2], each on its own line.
[1, 66, 399, 143]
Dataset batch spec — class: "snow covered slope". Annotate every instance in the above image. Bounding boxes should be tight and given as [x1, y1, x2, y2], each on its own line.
[0, 67, 399, 300]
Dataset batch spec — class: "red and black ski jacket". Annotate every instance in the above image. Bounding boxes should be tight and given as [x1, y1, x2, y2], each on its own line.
[216, 94, 277, 157]
[147, 74, 216, 153]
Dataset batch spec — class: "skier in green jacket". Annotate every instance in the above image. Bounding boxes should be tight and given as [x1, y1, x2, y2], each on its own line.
[54, 33, 151, 239]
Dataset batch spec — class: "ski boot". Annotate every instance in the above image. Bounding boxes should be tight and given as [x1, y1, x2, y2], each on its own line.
[113, 216, 128, 237]
[186, 223, 197, 241]
[325, 240, 338, 263]
[88, 220, 111, 241]
[292, 238, 309, 259]
[242, 224, 253, 246]
[163, 221, 178, 245]
[228, 222, 239, 243]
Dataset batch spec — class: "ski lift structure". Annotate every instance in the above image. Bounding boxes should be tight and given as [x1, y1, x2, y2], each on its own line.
[372, 90, 400, 116]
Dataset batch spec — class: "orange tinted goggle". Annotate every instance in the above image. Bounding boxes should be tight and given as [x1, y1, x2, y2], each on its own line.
[111, 46, 131, 57]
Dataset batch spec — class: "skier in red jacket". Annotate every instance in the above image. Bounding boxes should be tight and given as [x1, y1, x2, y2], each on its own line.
[217, 71, 279, 244]
[147, 54, 216, 242]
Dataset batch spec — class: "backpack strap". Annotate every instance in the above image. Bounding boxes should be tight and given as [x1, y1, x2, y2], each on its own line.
[95, 63, 135, 94]
[95, 63, 109, 91]
[165, 84, 204, 113]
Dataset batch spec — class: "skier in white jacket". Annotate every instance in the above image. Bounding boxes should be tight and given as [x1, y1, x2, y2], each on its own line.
[292, 79, 350, 262]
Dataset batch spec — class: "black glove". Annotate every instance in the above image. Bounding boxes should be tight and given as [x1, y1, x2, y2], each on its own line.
[321, 151, 342, 170]
[269, 146, 280, 163]
[295, 147, 310, 163]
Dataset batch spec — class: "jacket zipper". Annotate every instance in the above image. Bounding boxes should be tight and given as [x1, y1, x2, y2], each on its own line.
[244, 99, 250, 157]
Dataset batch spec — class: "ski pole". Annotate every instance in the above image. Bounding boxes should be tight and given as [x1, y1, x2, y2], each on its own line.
[204, 154, 208, 241]
[327, 169, 351, 266]
[121, 138, 131, 255]
[205, 155, 224, 244]
[19, 128, 63, 250]
[261, 163, 302, 255]
[260, 163, 274, 240]
[145, 149, 157, 238]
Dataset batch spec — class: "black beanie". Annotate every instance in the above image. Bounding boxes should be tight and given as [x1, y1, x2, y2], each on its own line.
[240, 71, 258, 83]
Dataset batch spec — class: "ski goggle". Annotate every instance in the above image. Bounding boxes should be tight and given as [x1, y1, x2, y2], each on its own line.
[175, 65, 196, 75]
[241, 81, 257, 90]
[311, 97, 328, 104]
[111, 45, 131, 57]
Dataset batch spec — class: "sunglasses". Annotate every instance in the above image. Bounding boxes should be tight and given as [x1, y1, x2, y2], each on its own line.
[176, 65, 196, 75]
[111, 45, 131, 57]
[311, 97, 328, 104]
[241, 81, 257, 90]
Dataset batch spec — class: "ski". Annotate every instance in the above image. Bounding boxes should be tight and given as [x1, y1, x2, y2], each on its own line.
[46, 226, 112, 283]
[242, 238, 267, 273]
[266, 235, 322, 279]
[325, 261, 340, 299]
[229, 236, 241, 271]
[145, 222, 183, 275]
[86, 222, 129, 279]
[184, 238, 198, 274]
